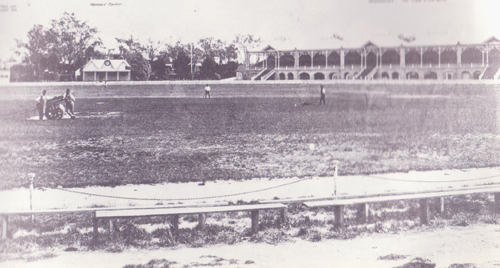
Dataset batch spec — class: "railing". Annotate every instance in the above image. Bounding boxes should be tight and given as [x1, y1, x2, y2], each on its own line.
[261, 69, 276, 81]
[275, 65, 360, 70]
[379, 63, 484, 69]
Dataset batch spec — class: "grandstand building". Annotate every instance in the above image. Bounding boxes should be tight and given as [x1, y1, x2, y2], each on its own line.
[244, 37, 500, 81]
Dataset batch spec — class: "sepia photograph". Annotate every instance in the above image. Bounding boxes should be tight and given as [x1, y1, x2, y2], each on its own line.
[0, 0, 500, 267]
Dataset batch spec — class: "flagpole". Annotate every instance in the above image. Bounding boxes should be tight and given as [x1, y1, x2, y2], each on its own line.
[190, 43, 193, 80]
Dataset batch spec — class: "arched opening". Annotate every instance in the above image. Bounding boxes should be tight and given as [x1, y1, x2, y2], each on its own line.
[299, 54, 311, 67]
[461, 48, 482, 65]
[327, 52, 340, 66]
[422, 50, 439, 65]
[405, 50, 421, 65]
[287, 73, 294, 80]
[441, 50, 457, 65]
[382, 50, 400, 65]
[488, 49, 500, 64]
[406, 72, 419, 80]
[299, 72, 310, 80]
[279, 54, 295, 68]
[345, 51, 361, 66]
[443, 72, 454, 80]
[381, 72, 389, 79]
[473, 71, 481, 80]
[267, 55, 276, 69]
[329, 72, 339, 79]
[424, 71, 437, 80]
[392, 72, 399, 80]
[461, 71, 471, 80]
[313, 53, 326, 67]
[314, 73, 325, 80]
[279, 73, 286, 80]
[366, 52, 377, 67]
[344, 72, 351, 79]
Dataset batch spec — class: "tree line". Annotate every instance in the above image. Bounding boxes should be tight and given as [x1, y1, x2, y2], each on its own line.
[12, 13, 262, 82]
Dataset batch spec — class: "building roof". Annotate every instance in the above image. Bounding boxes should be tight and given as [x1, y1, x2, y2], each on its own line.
[81, 59, 131, 72]
[250, 36, 500, 53]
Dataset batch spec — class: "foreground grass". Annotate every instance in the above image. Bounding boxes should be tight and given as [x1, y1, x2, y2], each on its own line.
[0, 85, 498, 189]
[0, 194, 498, 262]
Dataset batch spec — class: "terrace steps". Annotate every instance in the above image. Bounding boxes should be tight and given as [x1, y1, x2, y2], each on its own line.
[356, 65, 376, 79]
[480, 63, 500, 80]
[253, 69, 272, 81]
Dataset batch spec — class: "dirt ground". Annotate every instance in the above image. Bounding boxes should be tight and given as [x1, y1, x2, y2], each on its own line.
[1, 224, 499, 268]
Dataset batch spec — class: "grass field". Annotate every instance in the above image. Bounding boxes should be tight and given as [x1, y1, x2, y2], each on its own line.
[1, 82, 500, 263]
[0, 83, 498, 189]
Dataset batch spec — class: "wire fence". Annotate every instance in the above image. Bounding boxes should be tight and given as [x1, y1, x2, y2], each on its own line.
[53, 177, 310, 201]
[5, 173, 500, 202]
[366, 174, 500, 183]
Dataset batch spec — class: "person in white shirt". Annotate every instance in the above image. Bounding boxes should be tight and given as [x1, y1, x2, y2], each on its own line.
[204, 84, 211, 99]
[63, 88, 76, 119]
[35, 90, 47, 120]
[319, 85, 326, 105]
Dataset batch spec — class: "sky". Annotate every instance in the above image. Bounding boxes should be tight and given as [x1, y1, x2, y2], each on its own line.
[1, 0, 500, 62]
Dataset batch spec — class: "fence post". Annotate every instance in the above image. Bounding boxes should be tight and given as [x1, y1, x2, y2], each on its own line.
[92, 212, 98, 246]
[2, 216, 8, 239]
[332, 160, 339, 195]
[28, 173, 35, 223]
[494, 193, 500, 214]
[251, 210, 259, 234]
[419, 199, 429, 225]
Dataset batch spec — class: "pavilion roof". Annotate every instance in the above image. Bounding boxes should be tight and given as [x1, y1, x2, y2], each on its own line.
[82, 59, 131, 72]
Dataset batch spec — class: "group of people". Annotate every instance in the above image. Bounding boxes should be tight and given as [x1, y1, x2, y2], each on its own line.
[35, 88, 76, 120]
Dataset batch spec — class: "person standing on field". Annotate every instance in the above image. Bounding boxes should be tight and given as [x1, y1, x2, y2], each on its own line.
[35, 90, 47, 120]
[319, 85, 326, 105]
[63, 88, 76, 119]
[204, 84, 211, 99]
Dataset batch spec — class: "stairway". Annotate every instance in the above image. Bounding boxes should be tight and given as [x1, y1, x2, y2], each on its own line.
[480, 63, 500, 79]
[357, 65, 376, 79]
[261, 69, 276, 80]
[251, 69, 268, 80]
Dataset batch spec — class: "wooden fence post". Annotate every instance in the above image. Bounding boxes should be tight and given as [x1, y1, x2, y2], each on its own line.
[109, 220, 114, 234]
[28, 173, 35, 223]
[198, 214, 205, 230]
[357, 203, 369, 223]
[251, 210, 259, 234]
[494, 193, 500, 214]
[435, 197, 445, 214]
[333, 205, 344, 229]
[2, 216, 8, 239]
[280, 207, 288, 226]
[170, 215, 179, 233]
[333, 160, 339, 196]
[419, 199, 429, 225]
[92, 212, 98, 246]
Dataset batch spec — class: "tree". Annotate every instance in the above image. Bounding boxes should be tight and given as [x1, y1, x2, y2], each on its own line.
[48, 12, 102, 71]
[199, 57, 219, 80]
[16, 24, 53, 80]
[233, 34, 262, 65]
[218, 61, 238, 79]
[172, 51, 191, 80]
[116, 36, 152, 80]
[15, 13, 102, 81]
[150, 51, 171, 80]
[199, 38, 238, 64]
